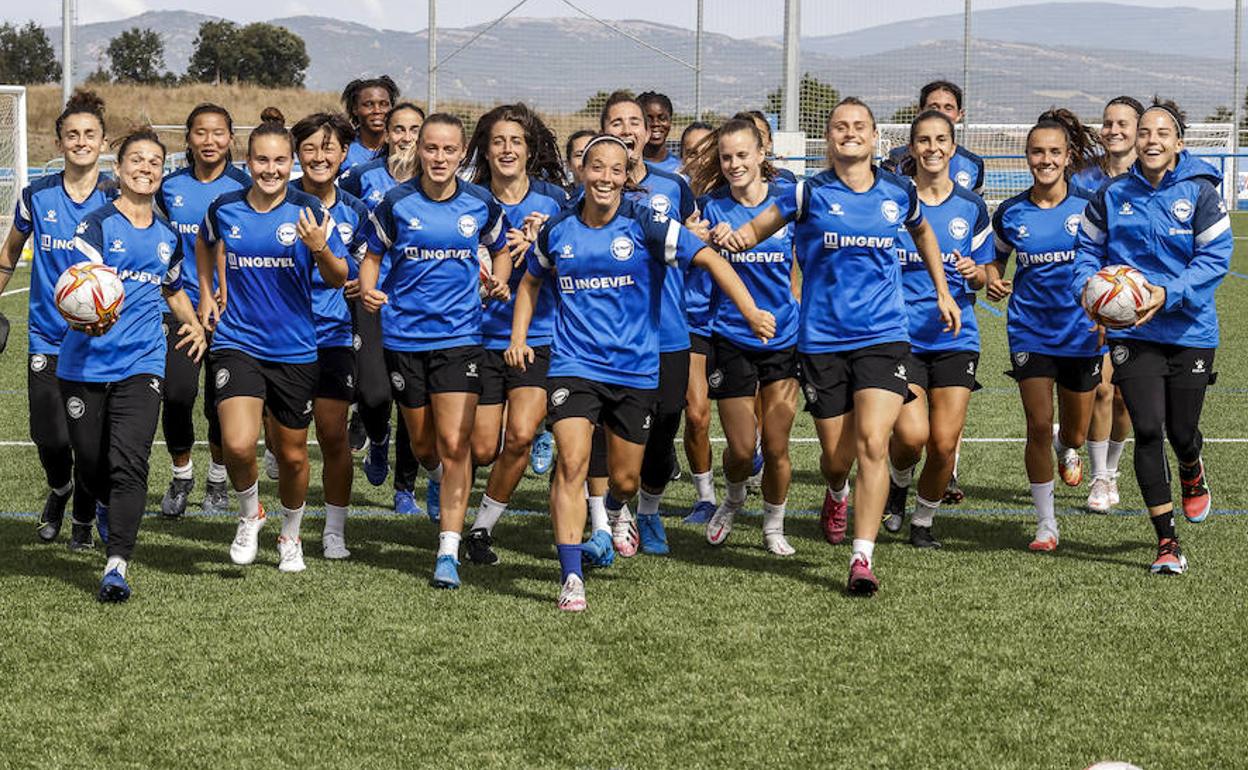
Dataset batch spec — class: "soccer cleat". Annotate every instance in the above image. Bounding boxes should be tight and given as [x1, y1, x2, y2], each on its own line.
[941, 474, 965, 505]
[705, 502, 739, 546]
[277, 536, 306, 573]
[161, 477, 194, 519]
[363, 434, 390, 486]
[322, 532, 351, 560]
[203, 479, 232, 515]
[847, 556, 878, 596]
[430, 554, 461, 589]
[1087, 476, 1114, 514]
[68, 521, 95, 551]
[764, 532, 796, 556]
[580, 529, 615, 569]
[263, 449, 279, 481]
[1150, 537, 1188, 575]
[37, 488, 70, 542]
[529, 430, 554, 476]
[609, 506, 639, 557]
[95, 503, 110, 545]
[682, 499, 717, 525]
[558, 573, 586, 612]
[1054, 427, 1082, 486]
[1107, 476, 1120, 506]
[464, 528, 499, 566]
[97, 568, 131, 603]
[425, 478, 441, 524]
[882, 481, 908, 533]
[229, 506, 266, 565]
[347, 408, 368, 454]
[1028, 524, 1059, 552]
[820, 489, 849, 545]
[393, 490, 420, 516]
[1179, 460, 1211, 523]
[637, 513, 669, 555]
[909, 525, 942, 549]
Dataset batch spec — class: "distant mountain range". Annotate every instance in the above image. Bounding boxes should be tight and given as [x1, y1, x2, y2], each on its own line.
[44, 3, 1243, 122]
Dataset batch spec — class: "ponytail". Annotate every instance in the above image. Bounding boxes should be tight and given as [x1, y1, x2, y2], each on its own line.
[1030, 107, 1098, 178]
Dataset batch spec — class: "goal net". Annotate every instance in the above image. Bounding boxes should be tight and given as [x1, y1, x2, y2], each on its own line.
[0, 86, 28, 248]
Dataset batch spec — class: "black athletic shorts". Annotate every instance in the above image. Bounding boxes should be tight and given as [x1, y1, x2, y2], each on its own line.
[656, 349, 690, 416]
[799, 341, 911, 419]
[1007, 350, 1101, 393]
[385, 345, 483, 409]
[210, 348, 318, 429]
[1109, 341, 1217, 387]
[907, 349, 981, 392]
[316, 346, 356, 402]
[708, 336, 798, 399]
[689, 332, 713, 357]
[547, 376, 656, 445]
[479, 345, 551, 406]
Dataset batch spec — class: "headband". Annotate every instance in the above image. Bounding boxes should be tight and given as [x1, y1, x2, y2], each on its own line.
[1143, 104, 1185, 138]
[581, 134, 631, 157]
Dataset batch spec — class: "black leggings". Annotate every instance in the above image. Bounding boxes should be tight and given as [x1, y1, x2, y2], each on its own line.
[1118, 377, 1207, 508]
[60, 374, 163, 560]
[29, 354, 95, 522]
[161, 313, 221, 453]
[640, 409, 682, 491]
[353, 299, 418, 492]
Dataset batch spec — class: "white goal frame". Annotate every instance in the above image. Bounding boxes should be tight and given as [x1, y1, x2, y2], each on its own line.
[0, 85, 29, 247]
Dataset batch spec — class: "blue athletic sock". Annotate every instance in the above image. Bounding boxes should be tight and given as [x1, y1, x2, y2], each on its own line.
[604, 491, 626, 513]
[556, 544, 583, 583]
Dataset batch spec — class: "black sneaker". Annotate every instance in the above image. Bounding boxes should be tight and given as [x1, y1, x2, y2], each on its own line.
[909, 524, 942, 549]
[883, 481, 908, 533]
[464, 528, 498, 565]
[37, 488, 70, 542]
[348, 408, 368, 454]
[68, 521, 95, 551]
[161, 477, 194, 519]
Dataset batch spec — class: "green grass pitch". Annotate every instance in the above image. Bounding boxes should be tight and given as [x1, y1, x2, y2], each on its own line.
[0, 216, 1246, 769]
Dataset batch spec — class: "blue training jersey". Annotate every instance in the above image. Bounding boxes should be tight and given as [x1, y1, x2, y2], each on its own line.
[14, 172, 116, 355]
[700, 184, 799, 351]
[993, 188, 1100, 357]
[775, 167, 922, 353]
[60, 203, 183, 382]
[343, 139, 381, 172]
[481, 177, 569, 350]
[366, 178, 509, 353]
[627, 162, 697, 352]
[201, 187, 348, 364]
[291, 178, 369, 349]
[1070, 165, 1108, 200]
[647, 153, 682, 175]
[338, 157, 402, 285]
[156, 164, 250, 309]
[886, 145, 985, 195]
[529, 197, 705, 390]
[894, 185, 994, 353]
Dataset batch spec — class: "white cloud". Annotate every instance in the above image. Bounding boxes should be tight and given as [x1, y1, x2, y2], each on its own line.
[78, 0, 152, 25]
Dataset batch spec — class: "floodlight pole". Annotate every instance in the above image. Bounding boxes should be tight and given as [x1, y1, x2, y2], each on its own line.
[694, 0, 703, 121]
[962, 0, 971, 129]
[1233, 0, 1242, 210]
[427, 0, 438, 112]
[781, 0, 799, 132]
[62, 0, 73, 105]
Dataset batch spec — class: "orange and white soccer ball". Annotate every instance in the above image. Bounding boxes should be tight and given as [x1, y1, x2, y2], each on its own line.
[54, 261, 125, 327]
[1082, 265, 1150, 328]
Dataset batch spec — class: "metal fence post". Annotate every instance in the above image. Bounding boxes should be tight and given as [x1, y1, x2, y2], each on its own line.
[427, 0, 437, 112]
[1233, 0, 1242, 210]
[963, 0, 971, 129]
[782, 0, 800, 131]
[694, 0, 703, 121]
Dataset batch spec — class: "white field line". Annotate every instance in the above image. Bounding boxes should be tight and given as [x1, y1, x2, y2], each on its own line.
[0, 286, 29, 297]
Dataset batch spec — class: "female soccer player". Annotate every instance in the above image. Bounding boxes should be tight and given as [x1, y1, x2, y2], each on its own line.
[198, 108, 349, 573]
[62, 127, 207, 601]
[739, 111, 798, 184]
[507, 134, 775, 610]
[986, 109, 1101, 552]
[340, 75, 400, 171]
[639, 91, 681, 173]
[358, 113, 515, 590]
[685, 118, 800, 554]
[884, 81, 984, 194]
[291, 111, 371, 559]
[680, 122, 713, 170]
[564, 129, 594, 187]
[461, 103, 569, 565]
[1074, 99, 1231, 574]
[880, 111, 994, 548]
[0, 89, 112, 548]
[155, 103, 250, 519]
[719, 97, 960, 596]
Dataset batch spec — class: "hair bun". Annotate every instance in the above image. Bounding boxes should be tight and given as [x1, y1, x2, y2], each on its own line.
[260, 107, 285, 125]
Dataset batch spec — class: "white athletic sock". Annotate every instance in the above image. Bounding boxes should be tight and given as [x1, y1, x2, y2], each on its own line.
[1030, 481, 1056, 530]
[1107, 440, 1127, 476]
[172, 460, 193, 480]
[426, 463, 444, 483]
[473, 494, 508, 534]
[851, 538, 875, 568]
[438, 530, 461, 558]
[638, 489, 663, 517]
[52, 481, 73, 497]
[235, 482, 261, 520]
[324, 503, 347, 537]
[888, 458, 914, 488]
[588, 496, 609, 534]
[725, 480, 747, 506]
[279, 504, 305, 541]
[105, 556, 127, 577]
[692, 471, 716, 504]
[762, 500, 787, 537]
[208, 462, 228, 483]
[912, 495, 939, 528]
[1087, 440, 1109, 479]
[828, 482, 849, 502]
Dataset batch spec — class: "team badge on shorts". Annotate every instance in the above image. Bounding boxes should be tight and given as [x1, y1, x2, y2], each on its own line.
[1013, 352, 1029, 367]
[276, 223, 298, 246]
[803, 383, 818, 403]
[30, 354, 47, 372]
[352, 334, 362, 351]
[708, 369, 724, 388]
[1111, 345, 1129, 365]
[66, 396, 85, 420]
[215, 368, 230, 389]
[346, 374, 354, 389]
[550, 387, 569, 407]
[642, 414, 652, 430]
[162, 323, 170, 337]
[149, 377, 161, 393]
[390, 371, 405, 391]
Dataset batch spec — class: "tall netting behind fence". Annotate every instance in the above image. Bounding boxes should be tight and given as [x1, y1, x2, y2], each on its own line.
[0, 87, 27, 245]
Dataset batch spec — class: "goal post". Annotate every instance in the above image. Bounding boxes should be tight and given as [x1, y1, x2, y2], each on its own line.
[0, 85, 28, 249]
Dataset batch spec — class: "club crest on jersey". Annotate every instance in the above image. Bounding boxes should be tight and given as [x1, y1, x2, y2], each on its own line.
[1013, 351, 1029, 367]
[880, 200, 901, 224]
[1112, 345, 1129, 365]
[948, 217, 969, 240]
[215, 368, 230, 389]
[44, 209, 58, 223]
[408, 217, 423, 231]
[1171, 198, 1193, 222]
[708, 369, 724, 388]
[158, 241, 173, 264]
[1064, 214, 1081, 237]
[390, 371, 405, 391]
[955, 170, 972, 188]
[457, 215, 478, 238]
[30, 354, 47, 372]
[66, 397, 85, 420]
[276, 223, 298, 246]
[649, 194, 672, 217]
[611, 236, 634, 261]
[109, 239, 125, 253]
[338, 223, 354, 244]
[551, 387, 570, 407]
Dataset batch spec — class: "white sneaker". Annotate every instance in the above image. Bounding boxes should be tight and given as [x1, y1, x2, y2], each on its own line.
[263, 449, 279, 481]
[705, 502, 739, 546]
[277, 536, 306, 573]
[764, 532, 796, 556]
[610, 505, 638, 557]
[1107, 475, 1120, 506]
[229, 512, 266, 564]
[1087, 476, 1113, 513]
[322, 531, 351, 560]
[558, 573, 586, 612]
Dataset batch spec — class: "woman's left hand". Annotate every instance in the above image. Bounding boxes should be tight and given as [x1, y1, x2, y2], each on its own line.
[297, 207, 331, 252]
[174, 322, 208, 363]
[1135, 281, 1166, 327]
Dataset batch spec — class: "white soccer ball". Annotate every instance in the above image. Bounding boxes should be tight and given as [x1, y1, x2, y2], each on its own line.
[54, 261, 125, 327]
[1082, 265, 1150, 329]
